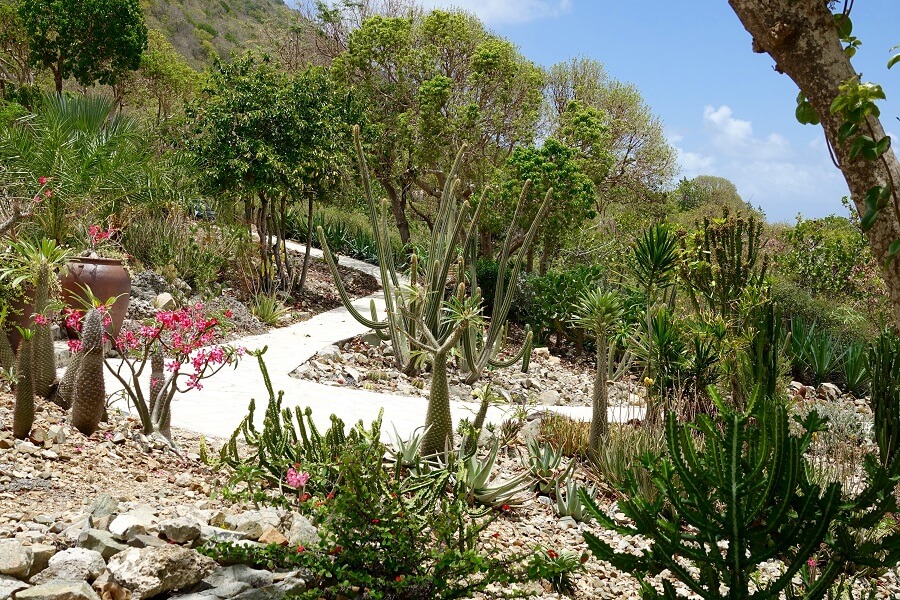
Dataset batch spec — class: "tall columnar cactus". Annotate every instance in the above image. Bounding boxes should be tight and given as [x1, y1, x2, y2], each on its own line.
[148, 345, 170, 438]
[31, 263, 55, 397]
[320, 126, 550, 455]
[70, 309, 105, 436]
[13, 330, 34, 439]
[0, 328, 13, 376]
[55, 349, 82, 410]
[681, 209, 768, 322]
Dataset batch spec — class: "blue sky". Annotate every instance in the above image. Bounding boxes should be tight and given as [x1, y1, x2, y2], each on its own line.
[414, 0, 900, 222]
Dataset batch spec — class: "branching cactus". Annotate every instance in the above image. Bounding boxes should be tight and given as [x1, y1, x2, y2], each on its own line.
[13, 329, 34, 439]
[320, 125, 550, 455]
[681, 209, 768, 322]
[70, 309, 105, 436]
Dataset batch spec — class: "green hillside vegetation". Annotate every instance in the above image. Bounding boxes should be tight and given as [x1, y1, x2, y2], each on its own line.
[140, 0, 294, 66]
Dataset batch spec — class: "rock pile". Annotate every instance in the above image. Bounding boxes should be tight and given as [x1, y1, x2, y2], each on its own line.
[0, 495, 315, 600]
[291, 334, 646, 410]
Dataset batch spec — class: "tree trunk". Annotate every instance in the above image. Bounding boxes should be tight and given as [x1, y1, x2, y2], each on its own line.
[728, 0, 900, 325]
[299, 193, 314, 291]
[382, 179, 411, 246]
[52, 65, 62, 95]
[588, 336, 609, 452]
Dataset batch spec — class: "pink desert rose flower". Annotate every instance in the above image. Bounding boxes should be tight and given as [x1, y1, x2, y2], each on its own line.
[32, 314, 48, 325]
[286, 467, 310, 489]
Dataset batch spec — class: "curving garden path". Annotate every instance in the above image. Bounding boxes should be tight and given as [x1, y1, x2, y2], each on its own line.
[110, 241, 643, 442]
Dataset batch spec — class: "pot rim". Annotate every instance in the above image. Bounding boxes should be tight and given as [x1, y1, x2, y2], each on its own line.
[67, 256, 127, 267]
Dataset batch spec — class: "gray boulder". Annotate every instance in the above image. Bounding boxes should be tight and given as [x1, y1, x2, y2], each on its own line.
[30, 548, 105, 584]
[0, 573, 29, 598]
[0, 539, 32, 579]
[159, 517, 202, 544]
[106, 545, 216, 599]
[287, 514, 318, 548]
[15, 580, 99, 600]
[76, 529, 128, 561]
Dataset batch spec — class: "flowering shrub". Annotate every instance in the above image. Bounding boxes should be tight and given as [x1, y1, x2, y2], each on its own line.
[70, 301, 242, 443]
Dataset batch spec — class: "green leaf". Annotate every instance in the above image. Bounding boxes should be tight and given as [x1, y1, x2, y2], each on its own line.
[889, 54, 900, 69]
[834, 14, 853, 38]
[875, 135, 892, 158]
[838, 122, 858, 144]
[861, 208, 879, 232]
[845, 46, 857, 59]
[888, 239, 900, 262]
[850, 135, 875, 159]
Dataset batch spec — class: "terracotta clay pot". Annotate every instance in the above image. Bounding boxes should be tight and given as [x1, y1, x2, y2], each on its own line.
[60, 257, 131, 338]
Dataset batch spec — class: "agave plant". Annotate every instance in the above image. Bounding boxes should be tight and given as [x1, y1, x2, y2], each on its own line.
[841, 342, 870, 397]
[524, 437, 576, 495]
[808, 331, 839, 385]
[555, 479, 595, 523]
[388, 425, 428, 475]
[457, 439, 530, 508]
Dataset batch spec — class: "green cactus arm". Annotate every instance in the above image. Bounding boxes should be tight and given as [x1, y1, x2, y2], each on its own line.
[488, 328, 533, 370]
[317, 229, 389, 330]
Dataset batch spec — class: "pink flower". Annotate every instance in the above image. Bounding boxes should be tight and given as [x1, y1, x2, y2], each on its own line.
[44, 189, 52, 198]
[286, 467, 310, 489]
[39, 176, 47, 185]
[67, 339, 83, 353]
[32, 314, 48, 325]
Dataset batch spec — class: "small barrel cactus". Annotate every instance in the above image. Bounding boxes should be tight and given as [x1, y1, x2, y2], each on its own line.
[13, 331, 34, 440]
[70, 309, 106, 436]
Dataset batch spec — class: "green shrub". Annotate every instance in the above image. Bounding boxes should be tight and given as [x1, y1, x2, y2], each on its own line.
[585, 423, 665, 503]
[284, 206, 404, 266]
[120, 210, 235, 292]
[514, 264, 606, 348]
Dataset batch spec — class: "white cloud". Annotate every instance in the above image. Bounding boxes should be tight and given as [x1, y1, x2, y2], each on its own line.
[417, 0, 571, 24]
[676, 105, 849, 221]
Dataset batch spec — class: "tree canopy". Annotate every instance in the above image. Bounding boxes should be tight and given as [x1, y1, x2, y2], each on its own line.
[19, 0, 148, 93]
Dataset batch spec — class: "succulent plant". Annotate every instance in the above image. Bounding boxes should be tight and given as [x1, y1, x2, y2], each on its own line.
[555, 479, 595, 523]
[0, 328, 13, 377]
[31, 263, 55, 398]
[524, 437, 576, 495]
[458, 439, 530, 508]
[69, 309, 106, 436]
[13, 329, 34, 439]
[320, 125, 550, 456]
[388, 425, 428, 473]
[54, 349, 82, 410]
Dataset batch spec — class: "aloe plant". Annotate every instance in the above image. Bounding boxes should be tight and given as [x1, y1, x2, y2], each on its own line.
[458, 439, 530, 508]
[842, 342, 870, 397]
[320, 126, 550, 455]
[524, 438, 576, 494]
[555, 479, 594, 523]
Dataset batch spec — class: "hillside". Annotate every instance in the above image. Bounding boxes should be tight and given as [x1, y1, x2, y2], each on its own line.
[141, 0, 296, 67]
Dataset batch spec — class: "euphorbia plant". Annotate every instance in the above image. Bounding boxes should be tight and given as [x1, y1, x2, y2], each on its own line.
[71, 302, 242, 446]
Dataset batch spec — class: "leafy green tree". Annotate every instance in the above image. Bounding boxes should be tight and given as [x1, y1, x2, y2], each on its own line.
[18, 0, 147, 93]
[491, 138, 595, 273]
[130, 30, 201, 123]
[186, 56, 358, 292]
[331, 8, 543, 244]
[546, 57, 677, 210]
[0, 0, 31, 92]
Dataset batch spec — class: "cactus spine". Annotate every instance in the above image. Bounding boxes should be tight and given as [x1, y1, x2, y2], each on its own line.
[13, 331, 34, 439]
[31, 263, 56, 398]
[70, 309, 105, 436]
[0, 329, 13, 376]
[55, 349, 82, 410]
[320, 126, 550, 455]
